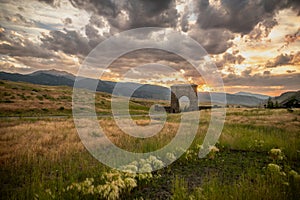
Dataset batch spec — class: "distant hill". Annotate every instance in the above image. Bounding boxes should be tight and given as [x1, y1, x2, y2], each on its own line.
[30, 69, 75, 80]
[0, 70, 170, 100]
[198, 92, 264, 107]
[273, 91, 300, 103]
[234, 91, 270, 100]
[268, 91, 300, 108]
[0, 70, 75, 87]
[0, 69, 289, 107]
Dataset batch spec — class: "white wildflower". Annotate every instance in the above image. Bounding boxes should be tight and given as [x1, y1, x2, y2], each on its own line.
[124, 177, 137, 190]
[166, 152, 176, 162]
[209, 146, 219, 152]
[269, 148, 284, 160]
[267, 163, 281, 173]
[289, 170, 298, 177]
[122, 164, 138, 173]
[140, 163, 152, 173]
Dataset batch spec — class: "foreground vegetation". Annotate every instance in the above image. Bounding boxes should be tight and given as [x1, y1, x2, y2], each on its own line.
[1, 108, 299, 199]
[0, 80, 300, 199]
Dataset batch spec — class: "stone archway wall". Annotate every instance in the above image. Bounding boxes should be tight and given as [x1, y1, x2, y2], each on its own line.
[170, 84, 198, 113]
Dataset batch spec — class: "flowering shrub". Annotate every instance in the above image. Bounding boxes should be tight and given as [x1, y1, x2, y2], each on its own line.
[267, 163, 281, 174]
[184, 149, 194, 161]
[264, 148, 300, 197]
[182, 144, 204, 161]
[66, 178, 95, 195]
[121, 155, 164, 173]
[289, 170, 298, 177]
[269, 148, 284, 161]
[58, 155, 167, 199]
[166, 152, 176, 163]
[208, 145, 219, 160]
[180, 144, 221, 161]
[65, 171, 137, 200]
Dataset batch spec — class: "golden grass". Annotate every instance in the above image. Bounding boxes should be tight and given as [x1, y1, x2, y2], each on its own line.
[0, 80, 72, 111]
[0, 119, 84, 166]
[1, 108, 298, 167]
[225, 108, 300, 131]
[0, 107, 299, 200]
[0, 80, 169, 116]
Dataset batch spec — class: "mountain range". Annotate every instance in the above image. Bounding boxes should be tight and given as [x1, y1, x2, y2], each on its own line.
[234, 92, 269, 100]
[0, 69, 170, 100]
[268, 91, 300, 107]
[1, 69, 295, 107]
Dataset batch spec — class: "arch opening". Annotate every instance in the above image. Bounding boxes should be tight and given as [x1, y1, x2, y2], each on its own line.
[179, 96, 190, 112]
[170, 84, 198, 113]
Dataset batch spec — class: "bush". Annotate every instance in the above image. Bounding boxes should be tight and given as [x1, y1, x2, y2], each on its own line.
[58, 106, 65, 111]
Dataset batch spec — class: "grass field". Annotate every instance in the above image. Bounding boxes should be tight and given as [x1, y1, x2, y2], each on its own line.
[0, 80, 165, 116]
[0, 80, 300, 199]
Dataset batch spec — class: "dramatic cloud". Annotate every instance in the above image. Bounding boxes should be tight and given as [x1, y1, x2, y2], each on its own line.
[195, 0, 300, 34]
[69, 0, 119, 18]
[241, 68, 252, 77]
[266, 52, 300, 68]
[0, 0, 299, 95]
[3, 13, 35, 26]
[248, 18, 278, 40]
[215, 52, 245, 68]
[62, 17, 72, 25]
[126, 0, 178, 29]
[223, 72, 300, 91]
[37, 0, 60, 7]
[180, 9, 189, 32]
[84, 24, 106, 48]
[0, 62, 32, 73]
[188, 27, 234, 54]
[61, 0, 179, 31]
[266, 53, 292, 68]
[41, 29, 91, 56]
[283, 28, 300, 46]
[105, 49, 194, 75]
[0, 26, 55, 58]
[263, 70, 271, 75]
[286, 70, 296, 73]
[97, 48, 208, 85]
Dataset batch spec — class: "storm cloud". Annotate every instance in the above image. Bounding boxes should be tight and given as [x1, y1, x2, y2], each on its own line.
[223, 72, 300, 90]
[32, 0, 300, 56]
[266, 52, 300, 68]
[195, 0, 300, 34]
[68, 0, 178, 30]
[41, 29, 92, 56]
[0, 0, 299, 95]
[0, 26, 55, 58]
[215, 52, 245, 68]
[188, 27, 234, 54]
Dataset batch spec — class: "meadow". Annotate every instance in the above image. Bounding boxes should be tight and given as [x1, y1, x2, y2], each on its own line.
[0, 80, 300, 199]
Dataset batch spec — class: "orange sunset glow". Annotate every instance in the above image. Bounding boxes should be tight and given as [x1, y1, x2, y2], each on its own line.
[0, 0, 299, 96]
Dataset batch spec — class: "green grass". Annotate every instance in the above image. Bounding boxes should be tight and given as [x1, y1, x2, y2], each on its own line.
[0, 80, 300, 199]
[1, 108, 299, 199]
[0, 80, 164, 117]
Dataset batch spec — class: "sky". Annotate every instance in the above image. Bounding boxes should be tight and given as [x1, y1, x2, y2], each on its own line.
[0, 0, 299, 96]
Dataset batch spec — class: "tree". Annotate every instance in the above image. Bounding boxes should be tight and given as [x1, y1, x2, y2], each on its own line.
[275, 101, 279, 108]
[267, 97, 274, 108]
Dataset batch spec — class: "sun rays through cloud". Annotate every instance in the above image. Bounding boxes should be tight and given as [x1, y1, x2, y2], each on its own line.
[0, 0, 299, 95]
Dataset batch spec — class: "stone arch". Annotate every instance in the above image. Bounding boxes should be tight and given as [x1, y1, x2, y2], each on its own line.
[178, 96, 190, 112]
[170, 84, 198, 113]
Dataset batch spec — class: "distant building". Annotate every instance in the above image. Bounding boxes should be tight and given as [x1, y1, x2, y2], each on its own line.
[154, 84, 199, 113]
[170, 84, 198, 113]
